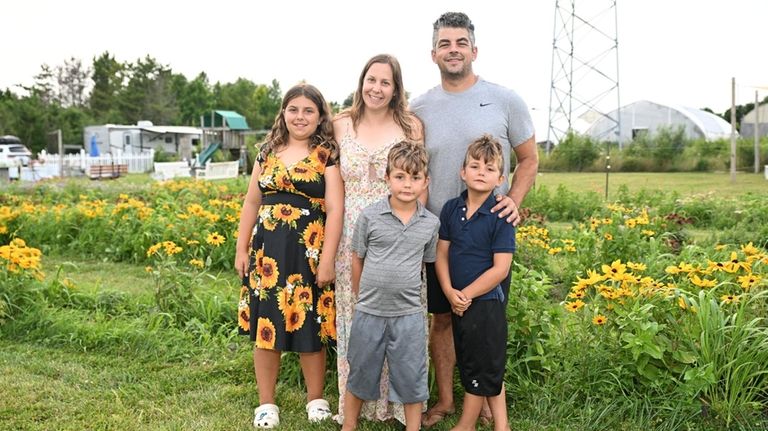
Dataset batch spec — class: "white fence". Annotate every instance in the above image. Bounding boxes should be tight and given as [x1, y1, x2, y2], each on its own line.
[37, 149, 155, 175]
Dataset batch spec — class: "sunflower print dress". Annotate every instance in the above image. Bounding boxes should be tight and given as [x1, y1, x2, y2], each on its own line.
[238, 145, 337, 352]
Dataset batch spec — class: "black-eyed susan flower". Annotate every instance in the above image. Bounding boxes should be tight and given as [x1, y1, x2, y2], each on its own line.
[206, 232, 226, 247]
[720, 294, 739, 304]
[592, 314, 608, 325]
[564, 300, 585, 313]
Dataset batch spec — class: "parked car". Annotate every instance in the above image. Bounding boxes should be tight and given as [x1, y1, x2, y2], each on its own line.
[0, 135, 33, 166]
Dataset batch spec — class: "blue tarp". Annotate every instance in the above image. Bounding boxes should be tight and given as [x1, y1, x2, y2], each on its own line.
[89, 135, 100, 157]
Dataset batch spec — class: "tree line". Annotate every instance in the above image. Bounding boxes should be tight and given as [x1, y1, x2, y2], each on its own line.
[0, 52, 287, 153]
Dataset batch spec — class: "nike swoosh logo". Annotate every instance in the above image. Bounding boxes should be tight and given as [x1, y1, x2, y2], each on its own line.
[480, 103, 492, 107]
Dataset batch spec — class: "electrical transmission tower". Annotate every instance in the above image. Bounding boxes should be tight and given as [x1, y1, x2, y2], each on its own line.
[547, 0, 621, 151]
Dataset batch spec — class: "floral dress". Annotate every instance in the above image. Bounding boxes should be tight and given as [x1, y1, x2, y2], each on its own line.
[335, 126, 426, 423]
[238, 145, 336, 352]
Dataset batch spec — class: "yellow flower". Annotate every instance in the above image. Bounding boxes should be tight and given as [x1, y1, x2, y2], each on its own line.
[238, 304, 250, 332]
[714, 244, 727, 251]
[284, 304, 306, 332]
[317, 290, 335, 316]
[737, 274, 760, 290]
[720, 294, 739, 304]
[548, 247, 562, 255]
[272, 204, 302, 224]
[641, 230, 655, 236]
[189, 259, 204, 268]
[145, 266, 153, 273]
[302, 221, 324, 249]
[277, 288, 292, 312]
[294, 285, 312, 306]
[604, 233, 613, 241]
[256, 318, 276, 350]
[568, 290, 586, 299]
[206, 232, 226, 247]
[741, 242, 759, 256]
[601, 260, 627, 281]
[291, 161, 319, 182]
[592, 314, 608, 325]
[564, 300, 586, 313]
[627, 262, 647, 272]
[689, 274, 716, 288]
[259, 256, 279, 288]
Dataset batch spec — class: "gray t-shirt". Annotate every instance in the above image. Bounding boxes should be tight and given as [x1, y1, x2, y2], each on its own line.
[410, 78, 535, 215]
[351, 197, 440, 317]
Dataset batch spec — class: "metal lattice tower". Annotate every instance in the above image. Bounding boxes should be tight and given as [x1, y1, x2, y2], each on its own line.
[547, 0, 621, 151]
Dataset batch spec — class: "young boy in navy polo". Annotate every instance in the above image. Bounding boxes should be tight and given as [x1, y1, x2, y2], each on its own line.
[435, 134, 515, 431]
[342, 141, 439, 431]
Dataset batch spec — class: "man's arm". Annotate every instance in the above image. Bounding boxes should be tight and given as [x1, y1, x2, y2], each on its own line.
[491, 135, 539, 225]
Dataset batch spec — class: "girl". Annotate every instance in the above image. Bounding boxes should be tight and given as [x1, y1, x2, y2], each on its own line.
[235, 83, 343, 429]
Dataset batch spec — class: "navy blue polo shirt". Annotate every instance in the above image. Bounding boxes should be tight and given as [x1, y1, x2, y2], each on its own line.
[438, 190, 516, 301]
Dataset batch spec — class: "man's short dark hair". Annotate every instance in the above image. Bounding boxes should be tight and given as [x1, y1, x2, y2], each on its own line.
[432, 12, 476, 48]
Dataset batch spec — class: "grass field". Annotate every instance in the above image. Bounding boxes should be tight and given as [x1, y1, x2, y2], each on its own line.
[532, 171, 767, 198]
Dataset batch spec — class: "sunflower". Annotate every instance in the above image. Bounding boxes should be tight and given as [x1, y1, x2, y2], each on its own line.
[285, 304, 306, 332]
[238, 304, 250, 331]
[294, 285, 312, 306]
[256, 318, 276, 350]
[260, 256, 279, 288]
[274, 170, 293, 190]
[302, 221, 325, 249]
[287, 274, 303, 287]
[277, 287, 292, 312]
[317, 290, 335, 316]
[320, 317, 337, 341]
[592, 314, 608, 325]
[312, 147, 330, 166]
[291, 161, 319, 182]
[309, 258, 318, 275]
[272, 204, 302, 224]
[262, 216, 277, 231]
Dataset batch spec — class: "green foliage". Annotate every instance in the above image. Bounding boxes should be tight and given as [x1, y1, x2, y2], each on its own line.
[548, 131, 602, 171]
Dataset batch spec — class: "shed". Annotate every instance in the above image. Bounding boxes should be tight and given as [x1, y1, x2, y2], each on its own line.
[585, 100, 733, 142]
[740, 104, 768, 138]
[201, 110, 250, 150]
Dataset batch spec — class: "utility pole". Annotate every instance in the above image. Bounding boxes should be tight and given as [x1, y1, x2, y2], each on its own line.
[755, 90, 760, 174]
[730, 77, 736, 184]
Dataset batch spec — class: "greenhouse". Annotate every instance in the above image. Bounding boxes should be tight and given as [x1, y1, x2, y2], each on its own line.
[585, 100, 733, 142]
[740, 103, 768, 138]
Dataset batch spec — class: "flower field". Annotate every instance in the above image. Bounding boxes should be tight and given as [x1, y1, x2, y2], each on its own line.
[1, 175, 767, 430]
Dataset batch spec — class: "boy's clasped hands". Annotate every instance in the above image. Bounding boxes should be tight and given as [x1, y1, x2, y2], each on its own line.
[447, 289, 471, 316]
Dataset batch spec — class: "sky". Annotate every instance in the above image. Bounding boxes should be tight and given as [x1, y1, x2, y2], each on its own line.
[4, 0, 767, 137]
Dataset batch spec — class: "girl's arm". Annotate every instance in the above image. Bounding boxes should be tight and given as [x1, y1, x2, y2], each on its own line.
[316, 164, 344, 287]
[459, 252, 513, 300]
[234, 161, 263, 279]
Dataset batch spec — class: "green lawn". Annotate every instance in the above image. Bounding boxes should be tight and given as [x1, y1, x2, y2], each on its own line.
[532, 171, 767, 198]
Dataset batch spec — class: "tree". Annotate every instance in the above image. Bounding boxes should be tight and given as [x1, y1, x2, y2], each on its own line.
[173, 72, 214, 126]
[117, 56, 178, 124]
[55, 57, 90, 108]
[90, 52, 125, 123]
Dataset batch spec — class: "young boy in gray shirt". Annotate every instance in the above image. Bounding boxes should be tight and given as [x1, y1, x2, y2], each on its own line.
[342, 141, 439, 431]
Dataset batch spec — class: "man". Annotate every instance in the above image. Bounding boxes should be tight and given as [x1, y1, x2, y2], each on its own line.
[410, 11, 538, 428]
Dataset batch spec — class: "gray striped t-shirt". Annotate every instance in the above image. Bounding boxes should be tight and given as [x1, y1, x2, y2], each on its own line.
[351, 197, 439, 317]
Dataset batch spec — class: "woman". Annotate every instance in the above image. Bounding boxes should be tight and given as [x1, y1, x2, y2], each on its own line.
[333, 54, 424, 424]
[235, 83, 343, 429]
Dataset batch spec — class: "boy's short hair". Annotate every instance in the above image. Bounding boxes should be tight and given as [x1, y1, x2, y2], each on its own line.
[463, 134, 504, 172]
[386, 140, 429, 176]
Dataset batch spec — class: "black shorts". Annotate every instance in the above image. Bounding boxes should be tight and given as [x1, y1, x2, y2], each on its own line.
[451, 299, 507, 397]
[426, 262, 451, 314]
[426, 263, 513, 313]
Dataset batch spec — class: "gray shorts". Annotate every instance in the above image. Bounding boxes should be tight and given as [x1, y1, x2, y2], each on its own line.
[346, 310, 428, 404]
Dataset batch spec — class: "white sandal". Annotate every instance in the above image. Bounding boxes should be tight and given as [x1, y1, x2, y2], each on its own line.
[306, 398, 332, 422]
[253, 403, 280, 429]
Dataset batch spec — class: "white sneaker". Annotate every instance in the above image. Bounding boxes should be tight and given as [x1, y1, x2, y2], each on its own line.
[306, 398, 332, 422]
[253, 403, 279, 428]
